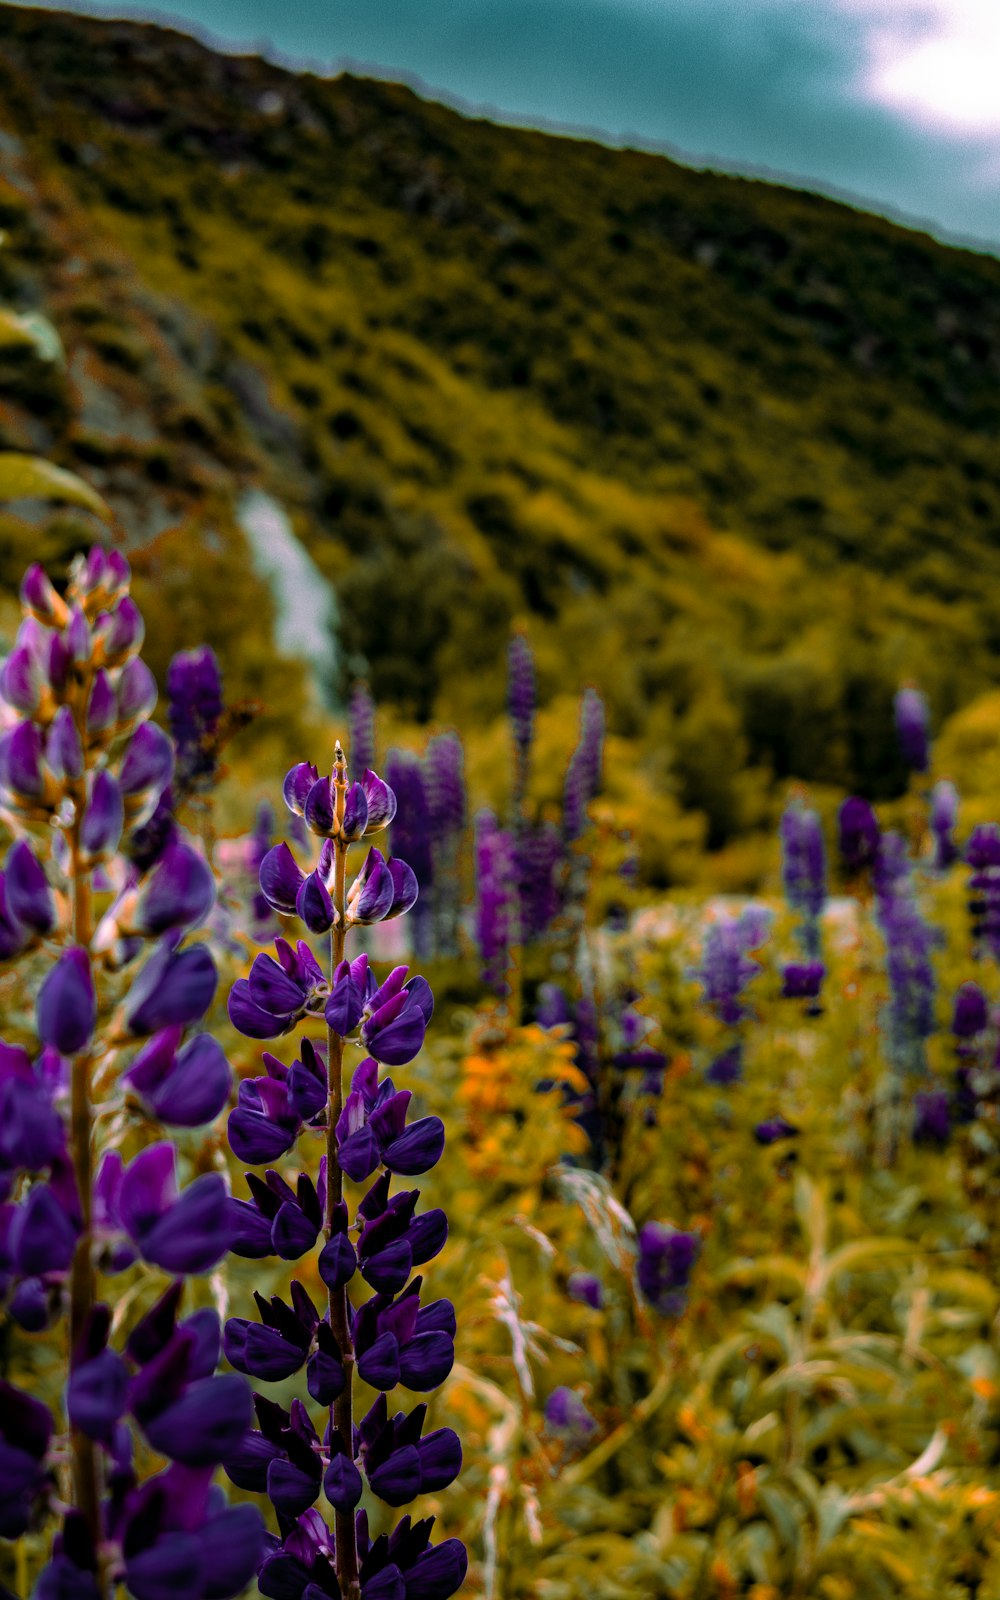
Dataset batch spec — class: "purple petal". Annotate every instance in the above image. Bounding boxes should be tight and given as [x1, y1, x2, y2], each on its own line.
[259, 843, 304, 916]
[37, 948, 96, 1055]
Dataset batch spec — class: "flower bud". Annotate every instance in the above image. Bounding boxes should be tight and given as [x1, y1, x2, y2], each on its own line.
[128, 839, 215, 936]
[95, 596, 144, 665]
[46, 705, 84, 784]
[79, 770, 125, 862]
[66, 607, 91, 666]
[116, 659, 157, 727]
[21, 563, 68, 627]
[37, 948, 96, 1055]
[346, 848, 395, 925]
[85, 671, 117, 739]
[119, 723, 174, 823]
[295, 871, 336, 935]
[0, 721, 55, 811]
[303, 775, 334, 836]
[5, 841, 55, 935]
[1, 641, 43, 717]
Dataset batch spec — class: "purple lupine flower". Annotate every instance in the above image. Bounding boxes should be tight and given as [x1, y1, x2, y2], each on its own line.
[913, 1088, 950, 1146]
[895, 686, 931, 774]
[695, 907, 771, 1025]
[355, 1172, 448, 1294]
[348, 681, 376, 777]
[475, 809, 518, 996]
[426, 731, 466, 842]
[779, 801, 826, 950]
[966, 823, 1000, 958]
[353, 1277, 456, 1392]
[507, 633, 536, 758]
[122, 1029, 232, 1128]
[386, 748, 434, 951]
[97, 1144, 233, 1275]
[781, 961, 825, 1002]
[517, 820, 563, 942]
[875, 845, 941, 1073]
[167, 645, 224, 793]
[706, 1043, 743, 1084]
[636, 1223, 700, 1317]
[0, 1379, 54, 1537]
[566, 1271, 603, 1309]
[563, 688, 605, 843]
[754, 1116, 800, 1145]
[838, 796, 880, 876]
[544, 1387, 597, 1443]
[930, 779, 959, 871]
[952, 981, 988, 1044]
[247, 799, 275, 931]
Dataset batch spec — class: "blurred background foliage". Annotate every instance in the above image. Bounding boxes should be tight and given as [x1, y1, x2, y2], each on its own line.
[0, 6, 998, 879]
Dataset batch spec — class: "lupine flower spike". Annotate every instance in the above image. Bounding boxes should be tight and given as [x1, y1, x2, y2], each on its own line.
[0, 547, 263, 1592]
[226, 741, 466, 1598]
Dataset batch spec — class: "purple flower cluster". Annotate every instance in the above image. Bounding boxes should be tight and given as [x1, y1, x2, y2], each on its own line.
[0, 548, 261, 1591]
[636, 1222, 700, 1318]
[167, 644, 224, 795]
[966, 823, 1000, 960]
[224, 744, 466, 1599]
[894, 686, 931, 774]
[873, 832, 941, 1075]
[474, 810, 518, 999]
[563, 688, 605, 844]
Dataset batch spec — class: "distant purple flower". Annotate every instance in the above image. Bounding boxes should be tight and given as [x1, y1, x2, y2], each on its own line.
[0, 1379, 54, 1537]
[566, 1272, 603, 1310]
[475, 810, 518, 996]
[507, 634, 536, 758]
[695, 908, 771, 1025]
[348, 681, 376, 777]
[97, 1144, 233, 1276]
[838, 796, 880, 876]
[636, 1223, 700, 1318]
[966, 823, 1000, 958]
[37, 949, 96, 1057]
[913, 1088, 950, 1146]
[167, 645, 224, 793]
[895, 687, 931, 774]
[952, 981, 988, 1044]
[754, 1116, 800, 1145]
[781, 961, 825, 1002]
[780, 802, 827, 924]
[563, 688, 605, 842]
[930, 779, 959, 870]
[544, 1386, 597, 1443]
[706, 1043, 743, 1084]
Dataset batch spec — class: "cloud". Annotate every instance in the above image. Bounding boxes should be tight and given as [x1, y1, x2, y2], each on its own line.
[11, 0, 1000, 249]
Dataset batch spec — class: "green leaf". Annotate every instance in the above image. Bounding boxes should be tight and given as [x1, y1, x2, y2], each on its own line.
[0, 453, 110, 520]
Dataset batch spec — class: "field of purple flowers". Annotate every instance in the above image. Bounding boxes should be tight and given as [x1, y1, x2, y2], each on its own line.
[2, 518, 1000, 1600]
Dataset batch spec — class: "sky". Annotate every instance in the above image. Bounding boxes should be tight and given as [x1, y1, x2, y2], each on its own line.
[11, 0, 1000, 251]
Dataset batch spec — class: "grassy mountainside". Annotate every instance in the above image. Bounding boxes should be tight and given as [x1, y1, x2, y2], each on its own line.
[0, 4, 998, 856]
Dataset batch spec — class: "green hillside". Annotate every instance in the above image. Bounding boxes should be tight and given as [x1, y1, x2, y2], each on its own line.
[0, 3, 998, 854]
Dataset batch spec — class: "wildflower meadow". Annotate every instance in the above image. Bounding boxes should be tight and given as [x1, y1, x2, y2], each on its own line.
[1, 510, 1000, 1600]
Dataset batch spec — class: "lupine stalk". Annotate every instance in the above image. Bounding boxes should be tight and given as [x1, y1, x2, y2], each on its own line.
[228, 746, 466, 1600]
[0, 547, 261, 1599]
[325, 743, 359, 1595]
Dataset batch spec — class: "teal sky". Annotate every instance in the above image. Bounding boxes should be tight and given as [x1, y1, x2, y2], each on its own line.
[10, 0, 1000, 250]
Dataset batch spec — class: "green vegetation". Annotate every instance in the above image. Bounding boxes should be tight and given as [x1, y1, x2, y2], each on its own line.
[0, 5, 998, 866]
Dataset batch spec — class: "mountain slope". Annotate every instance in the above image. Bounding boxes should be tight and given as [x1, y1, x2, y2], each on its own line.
[0, 4, 997, 850]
